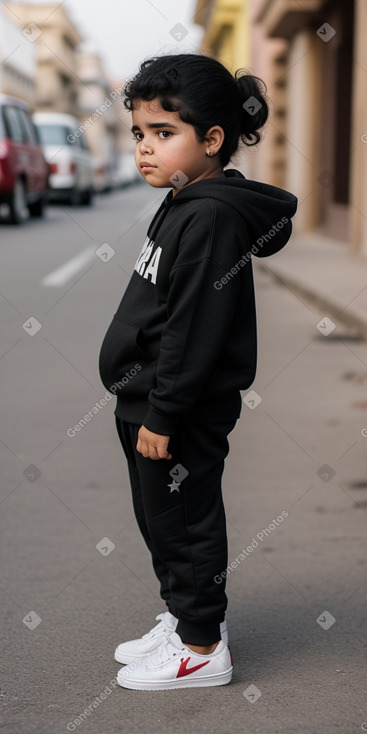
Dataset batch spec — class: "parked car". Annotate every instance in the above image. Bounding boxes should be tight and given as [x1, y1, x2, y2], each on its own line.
[33, 112, 94, 206]
[93, 156, 115, 194]
[111, 153, 142, 189]
[0, 94, 49, 224]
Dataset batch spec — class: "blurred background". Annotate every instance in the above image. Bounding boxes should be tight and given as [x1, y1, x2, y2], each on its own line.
[0, 0, 365, 246]
[1, 3, 367, 733]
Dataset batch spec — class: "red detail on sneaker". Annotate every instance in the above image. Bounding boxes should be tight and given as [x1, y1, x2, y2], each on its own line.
[176, 656, 210, 678]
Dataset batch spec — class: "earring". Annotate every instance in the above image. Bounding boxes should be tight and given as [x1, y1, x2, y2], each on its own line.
[206, 150, 214, 157]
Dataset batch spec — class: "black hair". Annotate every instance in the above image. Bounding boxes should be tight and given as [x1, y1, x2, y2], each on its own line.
[122, 53, 269, 168]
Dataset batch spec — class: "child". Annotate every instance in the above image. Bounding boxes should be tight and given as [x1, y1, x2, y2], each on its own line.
[98, 53, 298, 690]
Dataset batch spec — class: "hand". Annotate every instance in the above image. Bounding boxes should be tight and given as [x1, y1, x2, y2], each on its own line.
[136, 425, 173, 460]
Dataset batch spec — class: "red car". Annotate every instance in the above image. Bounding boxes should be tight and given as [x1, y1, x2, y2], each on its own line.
[0, 94, 49, 224]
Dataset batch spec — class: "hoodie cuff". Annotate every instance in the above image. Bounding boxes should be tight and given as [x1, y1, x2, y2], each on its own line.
[142, 406, 177, 436]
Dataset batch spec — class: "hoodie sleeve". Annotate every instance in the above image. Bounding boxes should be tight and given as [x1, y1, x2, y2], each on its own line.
[142, 202, 242, 435]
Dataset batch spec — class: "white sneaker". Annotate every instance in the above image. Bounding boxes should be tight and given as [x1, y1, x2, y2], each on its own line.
[117, 630, 233, 690]
[114, 611, 228, 664]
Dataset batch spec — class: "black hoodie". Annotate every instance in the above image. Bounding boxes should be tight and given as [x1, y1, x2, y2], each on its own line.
[98, 168, 298, 435]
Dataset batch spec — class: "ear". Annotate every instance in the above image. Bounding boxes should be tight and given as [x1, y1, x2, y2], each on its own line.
[205, 125, 225, 150]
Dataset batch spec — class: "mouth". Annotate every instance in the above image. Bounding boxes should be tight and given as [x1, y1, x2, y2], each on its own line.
[140, 163, 157, 170]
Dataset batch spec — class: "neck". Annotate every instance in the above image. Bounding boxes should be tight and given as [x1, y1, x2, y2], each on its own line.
[172, 167, 225, 197]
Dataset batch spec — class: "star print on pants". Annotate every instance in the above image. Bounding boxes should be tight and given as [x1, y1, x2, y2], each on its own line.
[168, 480, 181, 493]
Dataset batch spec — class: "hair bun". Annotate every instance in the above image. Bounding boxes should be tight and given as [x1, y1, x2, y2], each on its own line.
[235, 69, 269, 146]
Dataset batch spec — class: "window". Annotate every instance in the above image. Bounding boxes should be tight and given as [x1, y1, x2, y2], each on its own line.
[3, 106, 24, 142]
[35, 124, 73, 146]
[79, 132, 90, 151]
[0, 107, 5, 139]
[17, 109, 38, 145]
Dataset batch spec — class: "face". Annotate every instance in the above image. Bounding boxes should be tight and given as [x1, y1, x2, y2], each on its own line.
[131, 98, 225, 196]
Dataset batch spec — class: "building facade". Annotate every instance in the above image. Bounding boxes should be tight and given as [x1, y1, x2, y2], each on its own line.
[194, 0, 250, 71]
[3, 2, 83, 115]
[195, 0, 367, 254]
[77, 51, 129, 184]
[1, 2, 127, 187]
[251, 0, 361, 249]
[0, 5, 36, 105]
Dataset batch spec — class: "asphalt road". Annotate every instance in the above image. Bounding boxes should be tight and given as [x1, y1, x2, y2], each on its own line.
[1, 184, 366, 733]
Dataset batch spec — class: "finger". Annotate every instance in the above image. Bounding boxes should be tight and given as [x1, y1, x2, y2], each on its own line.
[136, 437, 145, 456]
[156, 446, 172, 460]
[140, 439, 150, 458]
[147, 444, 169, 461]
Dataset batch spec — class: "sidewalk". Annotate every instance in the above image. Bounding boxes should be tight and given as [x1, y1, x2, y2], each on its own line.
[256, 232, 367, 341]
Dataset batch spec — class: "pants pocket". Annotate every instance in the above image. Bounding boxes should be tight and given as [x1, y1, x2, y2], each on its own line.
[115, 415, 136, 466]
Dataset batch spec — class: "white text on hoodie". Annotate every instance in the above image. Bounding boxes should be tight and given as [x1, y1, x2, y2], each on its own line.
[134, 236, 162, 285]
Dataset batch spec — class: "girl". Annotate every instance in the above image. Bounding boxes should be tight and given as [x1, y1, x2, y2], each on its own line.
[98, 53, 298, 690]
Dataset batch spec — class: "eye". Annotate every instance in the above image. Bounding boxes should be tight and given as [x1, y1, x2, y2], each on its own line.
[131, 130, 172, 141]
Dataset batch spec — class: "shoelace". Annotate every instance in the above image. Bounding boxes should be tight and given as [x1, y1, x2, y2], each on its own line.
[140, 612, 174, 641]
[145, 633, 184, 668]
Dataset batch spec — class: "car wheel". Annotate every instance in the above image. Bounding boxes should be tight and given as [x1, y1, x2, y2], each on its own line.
[29, 196, 46, 218]
[69, 188, 82, 206]
[81, 188, 94, 206]
[9, 179, 29, 224]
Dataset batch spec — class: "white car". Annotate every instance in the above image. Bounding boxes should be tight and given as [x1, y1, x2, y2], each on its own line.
[93, 156, 115, 194]
[33, 112, 94, 205]
[112, 153, 142, 189]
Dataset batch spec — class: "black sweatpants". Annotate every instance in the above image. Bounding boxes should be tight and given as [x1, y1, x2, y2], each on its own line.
[115, 415, 237, 645]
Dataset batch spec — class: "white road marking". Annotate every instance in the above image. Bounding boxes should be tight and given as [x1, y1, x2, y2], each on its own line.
[41, 247, 96, 287]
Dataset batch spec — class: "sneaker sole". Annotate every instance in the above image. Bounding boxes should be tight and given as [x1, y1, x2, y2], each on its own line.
[117, 667, 233, 690]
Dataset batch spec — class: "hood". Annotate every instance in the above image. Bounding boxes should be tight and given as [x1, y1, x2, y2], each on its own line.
[164, 168, 298, 258]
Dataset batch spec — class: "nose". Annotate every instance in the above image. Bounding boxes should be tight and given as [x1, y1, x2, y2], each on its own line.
[139, 138, 152, 155]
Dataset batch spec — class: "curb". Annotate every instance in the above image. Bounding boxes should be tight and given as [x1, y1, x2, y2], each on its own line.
[257, 261, 367, 342]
